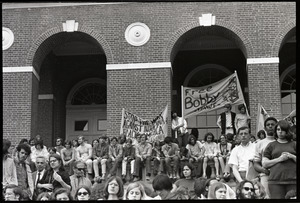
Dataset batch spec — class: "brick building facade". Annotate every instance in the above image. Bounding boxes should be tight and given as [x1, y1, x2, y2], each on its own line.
[2, 2, 296, 146]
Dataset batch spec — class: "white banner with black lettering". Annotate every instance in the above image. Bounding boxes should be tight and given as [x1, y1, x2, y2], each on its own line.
[182, 72, 245, 118]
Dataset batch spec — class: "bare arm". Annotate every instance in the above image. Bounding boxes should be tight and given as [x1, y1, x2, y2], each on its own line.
[230, 164, 243, 183]
[262, 154, 288, 169]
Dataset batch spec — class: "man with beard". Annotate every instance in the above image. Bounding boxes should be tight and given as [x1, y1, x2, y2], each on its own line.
[14, 143, 34, 200]
[70, 161, 92, 198]
[253, 117, 277, 198]
[236, 180, 256, 199]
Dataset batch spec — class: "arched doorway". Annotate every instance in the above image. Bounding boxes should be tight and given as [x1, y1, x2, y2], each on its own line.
[171, 26, 248, 140]
[279, 29, 296, 119]
[66, 78, 107, 143]
[36, 31, 107, 146]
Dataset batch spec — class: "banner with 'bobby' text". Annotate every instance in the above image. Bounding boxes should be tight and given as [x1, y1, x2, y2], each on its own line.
[182, 72, 245, 118]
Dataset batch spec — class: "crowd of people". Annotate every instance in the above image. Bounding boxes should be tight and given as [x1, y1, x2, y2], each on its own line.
[2, 104, 297, 200]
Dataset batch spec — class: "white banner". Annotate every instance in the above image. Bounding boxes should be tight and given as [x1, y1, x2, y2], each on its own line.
[182, 72, 245, 118]
[256, 103, 270, 134]
[120, 105, 168, 143]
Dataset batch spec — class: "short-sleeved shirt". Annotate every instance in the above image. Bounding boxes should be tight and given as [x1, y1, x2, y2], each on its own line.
[235, 113, 250, 130]
[203, 142, 218, 156]
[253, 137, 275, 163]
[228, 142, 256, 172]
[186, 141, 203, 157]
[263, 141, 296, 184]
[174, 178, 195, 197]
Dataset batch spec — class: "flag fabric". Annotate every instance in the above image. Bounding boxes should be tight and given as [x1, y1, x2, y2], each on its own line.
[284, 109, 296, 126]
[182, 72, 246, 118]
[256, 103, 270, 134]
[120, 105, 168, 143]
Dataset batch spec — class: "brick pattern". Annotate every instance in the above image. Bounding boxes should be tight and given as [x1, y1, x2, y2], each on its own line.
[2, 2, 295, 67]
[107, 68, 172, 138]
[2, 2, 295, 144]
[3, 72, 34, 146]
[248, 63, 282, 133]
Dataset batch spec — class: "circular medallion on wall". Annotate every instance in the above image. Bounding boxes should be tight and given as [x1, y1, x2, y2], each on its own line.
[125, 22, 150, 46]
[2, 27, 14, 50]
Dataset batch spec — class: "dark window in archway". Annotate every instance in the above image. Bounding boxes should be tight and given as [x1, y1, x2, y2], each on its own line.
[281, 66, 296, 117]
[71, 83, 107, 105]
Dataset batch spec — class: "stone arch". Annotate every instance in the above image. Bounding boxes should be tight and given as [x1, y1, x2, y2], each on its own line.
[272, 20, 296, 56]
[163, 18, 253, 63]
[66, 78, 107, 105]
[26, 24, 113, 73]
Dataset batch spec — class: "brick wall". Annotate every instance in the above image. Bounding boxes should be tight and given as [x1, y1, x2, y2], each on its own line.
[248, 63, 282, 133]
[2, 2, 295, 67]
[3, 73, 34, 146]
[107, 68, 172, 138]
[2, 2, 295, 143]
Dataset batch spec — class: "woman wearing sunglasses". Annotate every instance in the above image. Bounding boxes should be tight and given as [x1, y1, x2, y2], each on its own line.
[236, 180, 255, 199]
[75, 185, 91, 200]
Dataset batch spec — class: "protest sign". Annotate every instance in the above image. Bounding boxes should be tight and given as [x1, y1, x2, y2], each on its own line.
[120, 105, 168, 143]
[182, 72, 246, 118]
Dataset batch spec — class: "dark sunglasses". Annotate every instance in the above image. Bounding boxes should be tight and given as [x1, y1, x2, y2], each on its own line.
[78, 192, 89, 196]
[243, 187, 254, 192]
[76, 168, 85, 171]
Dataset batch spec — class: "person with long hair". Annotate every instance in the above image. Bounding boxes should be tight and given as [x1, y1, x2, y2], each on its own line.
[101, 176, 124, 200]
[39, 154, 71, 193]
[236, 180, 255, 199]
[3, 139, 18, 189]
[75, 185, 91, 200]
[207, 182, 227, 199]
[123, 182, 151, 200]
[262, 120, 296, 199]
[257, 130, 266, 140]
[217, 134, 232, 179]
[61, 140, 75, 176]
[30, 139, 49, 164]
[202, 132, 220, 180]
[252, 178, 268, 199]
[172, 162, 196, 199]
[51, 187, 73, 201]
[186, 135, 204, 178]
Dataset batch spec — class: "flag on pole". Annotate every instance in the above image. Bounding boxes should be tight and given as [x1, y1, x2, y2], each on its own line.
[256, 103, 270, 134]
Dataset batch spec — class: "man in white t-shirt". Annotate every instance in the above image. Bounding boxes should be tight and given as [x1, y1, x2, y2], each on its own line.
[228, 126, 256, 183]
